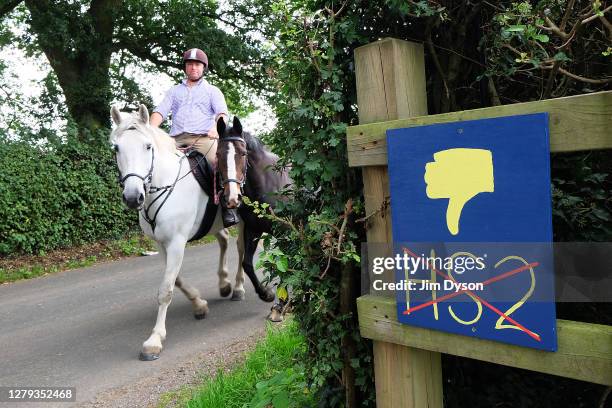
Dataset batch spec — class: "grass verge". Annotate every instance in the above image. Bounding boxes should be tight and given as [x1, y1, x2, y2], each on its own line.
[0, 234, 155, 283]
[159, 319, 313, 408]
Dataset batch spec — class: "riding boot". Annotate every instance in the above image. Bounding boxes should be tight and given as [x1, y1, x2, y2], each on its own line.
[222, 207, 239, 228]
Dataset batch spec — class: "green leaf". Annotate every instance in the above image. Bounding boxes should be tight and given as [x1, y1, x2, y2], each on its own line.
[276, 256, 288, 272]
[254, 399, 272, 408]
[507, 25, 526, 32]
[272, 391, 290, 408]
[591, 208, 610, 221]
[292, 150, 307, 164]
[304, 160, 320, 171]
[553, 52, 571, 62]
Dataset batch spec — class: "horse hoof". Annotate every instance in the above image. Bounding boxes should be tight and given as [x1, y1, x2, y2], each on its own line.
[194, 304, 209, 320]
[193, 299, 209, 318]
[259, 288, 275, 303]
[267, 308, 284, 323]
[231, 289, 245, 301]
[219, 284, 232, 298]
[139, 352, 160, 361]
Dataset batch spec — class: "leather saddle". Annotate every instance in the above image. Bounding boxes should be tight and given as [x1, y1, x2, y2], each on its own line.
[185, 150, 219, 242]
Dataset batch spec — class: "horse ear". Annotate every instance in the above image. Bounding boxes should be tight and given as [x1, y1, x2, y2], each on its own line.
[138, 104, 150, 124]
[217, 117, 226, 138]
[232, 116, 242, 135]
[110, 106, 122, 125]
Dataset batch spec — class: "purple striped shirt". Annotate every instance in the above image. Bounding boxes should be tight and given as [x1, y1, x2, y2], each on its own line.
[154, 79, 228, 137]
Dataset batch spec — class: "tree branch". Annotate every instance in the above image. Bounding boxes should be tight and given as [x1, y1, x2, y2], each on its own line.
[582, 5, 612, 24]
[543, 60, 561, 98]
[338, 0, 349, 18]
[427, 32, 450, 100]
[196, 10, 245, 32]
[355, 197, 389, 227]
[502, 43, 522, 56]
[541, 1, 577, 98]
[542, 64, 612, 84]
[116, 39, 182, 71]
[24, 0, 80, 83]
[88, 0, 123, 41]
[481, 0, 504, 12]
[553, 3, 612, 50]
[542, 15, 569, 40]
[336, 198, 352, 253]
[488, 77, 501, 106]
[556, 24, 579, 49]
[600, 15, 612, 40]
[559, 0, 576, 32]
[0, 0, 23, 18]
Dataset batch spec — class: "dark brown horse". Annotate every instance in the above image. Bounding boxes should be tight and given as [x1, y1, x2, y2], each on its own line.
[216, 117, 292, 308]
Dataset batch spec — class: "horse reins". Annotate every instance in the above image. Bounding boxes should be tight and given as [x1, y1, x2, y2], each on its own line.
[141, 153, 191, 233]
[217, 135, 248, 204]
[116, 146, 192, 233]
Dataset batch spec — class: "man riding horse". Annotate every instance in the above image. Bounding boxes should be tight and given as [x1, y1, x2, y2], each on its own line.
[149, 48, 238, 227]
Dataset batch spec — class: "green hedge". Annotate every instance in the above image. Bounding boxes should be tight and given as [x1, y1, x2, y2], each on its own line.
[0, 131, 138, 256]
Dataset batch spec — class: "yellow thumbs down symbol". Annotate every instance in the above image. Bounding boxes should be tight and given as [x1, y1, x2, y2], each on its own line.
[424, 148, 494, 235]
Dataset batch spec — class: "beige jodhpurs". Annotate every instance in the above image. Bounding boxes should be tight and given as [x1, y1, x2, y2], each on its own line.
[174, 132, 218, 164]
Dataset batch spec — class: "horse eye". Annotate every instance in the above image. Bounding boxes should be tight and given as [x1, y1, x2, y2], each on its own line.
[113, 144, 119, 152]
[146, 144, 152, 150]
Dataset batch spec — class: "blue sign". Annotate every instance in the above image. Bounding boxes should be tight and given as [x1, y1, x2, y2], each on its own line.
[387, 113, 557, 351]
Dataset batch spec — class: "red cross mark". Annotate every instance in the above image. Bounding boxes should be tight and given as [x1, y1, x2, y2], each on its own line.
[401, 247, 541, 342]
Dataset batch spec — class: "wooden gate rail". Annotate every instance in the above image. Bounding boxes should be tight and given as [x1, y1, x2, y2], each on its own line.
[358, 295, 612, 386]
[347, 90, 612, 167]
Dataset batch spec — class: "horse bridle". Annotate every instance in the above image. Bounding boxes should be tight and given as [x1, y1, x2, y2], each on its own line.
[117, 146, 155, 191]
[115, 143, 188, 232]
[218, 135, 248, 194]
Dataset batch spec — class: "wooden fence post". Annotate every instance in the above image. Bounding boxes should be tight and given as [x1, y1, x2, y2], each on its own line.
[354, 38, 444, 408]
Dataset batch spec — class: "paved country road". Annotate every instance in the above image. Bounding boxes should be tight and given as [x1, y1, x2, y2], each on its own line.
[0, 240, 271, 407]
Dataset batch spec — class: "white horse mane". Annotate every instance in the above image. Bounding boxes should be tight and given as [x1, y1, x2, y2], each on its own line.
[110, 111, 178, 156]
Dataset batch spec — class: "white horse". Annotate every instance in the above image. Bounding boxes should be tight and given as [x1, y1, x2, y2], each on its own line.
[110, 104, 247, 361]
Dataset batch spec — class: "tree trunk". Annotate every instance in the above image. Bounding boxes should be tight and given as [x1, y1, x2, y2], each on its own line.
[24, 0, 121, 138]
[340, 259, 358, 407]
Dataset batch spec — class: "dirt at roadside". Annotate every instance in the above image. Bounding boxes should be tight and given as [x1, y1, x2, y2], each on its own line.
[80, 328, 266, 408]
[0, 236, 155, 275]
